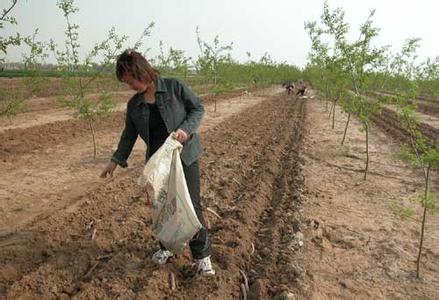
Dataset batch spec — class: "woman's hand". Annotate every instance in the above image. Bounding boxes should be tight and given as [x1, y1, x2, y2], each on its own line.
[173, 129, 189, 144]
[100, 161, 117, 178]
[145, 188, 152, 206]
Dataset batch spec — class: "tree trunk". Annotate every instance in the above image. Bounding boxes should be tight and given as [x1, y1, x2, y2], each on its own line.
[325, 83, 329, 112]
[325, 81, 329, 100]
[88, 118, 97, 159]
[363, 123, 369, 180]
[341, 113, 351, 145]
[332, 100, 336, 129]
[416, 165, 431, 278]
[328, 100, 334, 119]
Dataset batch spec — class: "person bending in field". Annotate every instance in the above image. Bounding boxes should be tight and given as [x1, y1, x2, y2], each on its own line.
[295, 79, 306, 97]
[100, 49, 214, 276]
[287, 83, 295, 95]
[282, 81, 295, 95]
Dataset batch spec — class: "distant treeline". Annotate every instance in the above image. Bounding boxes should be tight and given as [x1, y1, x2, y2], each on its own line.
[0, 69, 103, 78]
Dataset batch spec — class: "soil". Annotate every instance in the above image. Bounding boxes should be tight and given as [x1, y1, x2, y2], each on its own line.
[373, 90, 439, 119]
[0, 88, 438, 299]
[0, 87, 276, 236]
[371, 107, 439, 145]
[295, 101, 438, 299]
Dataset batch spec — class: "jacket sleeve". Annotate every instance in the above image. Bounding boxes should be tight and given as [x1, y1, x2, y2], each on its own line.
[177, 79, 204, 135]
[111, 107, 138, 168]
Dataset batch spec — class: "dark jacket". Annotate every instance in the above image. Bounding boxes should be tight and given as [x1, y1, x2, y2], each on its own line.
[111, 77, 204, 167]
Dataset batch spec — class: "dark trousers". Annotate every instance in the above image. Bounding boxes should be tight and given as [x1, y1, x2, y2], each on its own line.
[161, 160, 212, 259]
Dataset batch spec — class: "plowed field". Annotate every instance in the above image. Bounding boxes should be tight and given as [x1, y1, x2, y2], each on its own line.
[1, 88, 438, 299]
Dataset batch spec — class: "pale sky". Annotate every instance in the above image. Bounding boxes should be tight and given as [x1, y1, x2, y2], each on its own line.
[3, 0, 439, 68]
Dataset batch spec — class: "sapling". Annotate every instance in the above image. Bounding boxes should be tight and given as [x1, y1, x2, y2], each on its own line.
[22, 29, 50, 97]
[195, 27, 233, 111]
[51, 0, 153, 158]
[390, 39, 439, 278]
[305, 9, 349, 129]
[398, 110, 439, 278]
[416, 56, 439, 100]
[306, 2, 388, 179]
[156, 41, 191, 79]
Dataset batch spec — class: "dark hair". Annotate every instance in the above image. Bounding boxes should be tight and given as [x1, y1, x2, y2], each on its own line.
[116, 49, 158, 83]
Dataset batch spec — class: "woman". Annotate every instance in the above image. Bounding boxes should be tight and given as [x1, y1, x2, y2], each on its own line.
[100, 49, 214, 276]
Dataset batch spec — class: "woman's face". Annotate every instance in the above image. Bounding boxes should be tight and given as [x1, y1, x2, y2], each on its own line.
[121, 73, 148, 93]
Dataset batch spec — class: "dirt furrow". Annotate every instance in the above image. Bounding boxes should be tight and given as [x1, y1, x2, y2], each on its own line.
[372, 107, 439, 145]
[245, 98, 306, 299]
[372, 91, 439, 118]
[133, 96, 307, 299]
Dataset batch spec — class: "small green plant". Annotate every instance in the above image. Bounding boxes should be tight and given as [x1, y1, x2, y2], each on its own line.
[0, 89, 22, 116]
[388, 200, 416, 220]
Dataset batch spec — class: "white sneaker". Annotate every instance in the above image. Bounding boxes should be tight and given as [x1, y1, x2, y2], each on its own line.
[196, 256, 215, 276]
[152, 249, 173, 265]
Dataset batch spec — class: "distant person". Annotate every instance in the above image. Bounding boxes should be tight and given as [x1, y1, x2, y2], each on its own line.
[296, 79, 306, 97]
[282, 81, 295, 95]
[287, 83, 295, 95]
[100, 49, 214, 276]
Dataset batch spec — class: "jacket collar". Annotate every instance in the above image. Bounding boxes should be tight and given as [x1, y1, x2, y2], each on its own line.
[155, 76, 167, 93]
[136, 76, 166, 106]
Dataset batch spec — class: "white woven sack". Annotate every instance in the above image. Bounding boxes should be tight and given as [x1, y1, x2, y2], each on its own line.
[138, 135, 202, 254]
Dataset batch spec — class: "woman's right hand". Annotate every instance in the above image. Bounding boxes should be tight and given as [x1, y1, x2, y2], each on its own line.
[100, 161, 117, 178]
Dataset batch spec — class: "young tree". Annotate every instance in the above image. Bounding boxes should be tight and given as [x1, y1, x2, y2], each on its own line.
[156, 41, 191, 79]
[306, 16, 350, 130]
[417, 56, 439, 99]
[304, 20, 331, 110]
[22, 29, 50, 96]
[388, 38, 439, 278]
[195, 27, 233, 111]
[51, 0, 153, 158]
[306, 2, 388, 179]
[195, 26, 233, 86]
[399, 111, 439, 278]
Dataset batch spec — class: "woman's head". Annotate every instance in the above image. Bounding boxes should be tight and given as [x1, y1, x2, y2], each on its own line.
[116, 49, 158, 85]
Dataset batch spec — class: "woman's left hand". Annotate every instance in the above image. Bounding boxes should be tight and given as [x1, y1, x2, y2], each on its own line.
[173, 129, 189, 144]
[145, 188, 151, 206]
